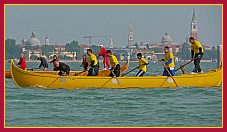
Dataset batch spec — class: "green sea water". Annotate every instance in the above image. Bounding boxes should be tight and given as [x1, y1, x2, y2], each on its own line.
[5, 61, 222, 127]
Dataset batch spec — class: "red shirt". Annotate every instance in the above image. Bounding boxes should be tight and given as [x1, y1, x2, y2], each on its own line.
[18, 57, 26, 70]
[98, 47, 108, 58]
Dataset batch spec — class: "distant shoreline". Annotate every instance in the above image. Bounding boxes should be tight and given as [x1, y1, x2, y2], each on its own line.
[6, 59, 215, 63]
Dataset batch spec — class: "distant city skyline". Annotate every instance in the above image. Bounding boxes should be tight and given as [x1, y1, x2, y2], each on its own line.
[5, 5, 222, 47]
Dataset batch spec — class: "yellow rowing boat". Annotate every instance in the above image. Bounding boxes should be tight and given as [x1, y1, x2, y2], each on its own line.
[5, 60, 129, 78]
[10, 60, 222, 89]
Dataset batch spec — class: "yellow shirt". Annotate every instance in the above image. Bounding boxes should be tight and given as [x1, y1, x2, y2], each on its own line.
[191, 40, 204, 53]
[164, 52, 175, 68]
[109, 55, 119, 67]
[139, 58, 148, 72]
[87, 54, 98, 66]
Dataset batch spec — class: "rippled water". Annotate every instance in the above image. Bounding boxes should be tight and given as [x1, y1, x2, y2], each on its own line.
[5, 61, 222, 127]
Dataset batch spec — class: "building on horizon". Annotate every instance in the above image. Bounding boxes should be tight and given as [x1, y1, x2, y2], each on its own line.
[128, 23, 134, 48]
[21, 31, 41, 46]
[190, 8, 198, 40]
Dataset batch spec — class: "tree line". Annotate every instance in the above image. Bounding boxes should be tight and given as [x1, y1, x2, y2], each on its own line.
[5, 38, 100, 60]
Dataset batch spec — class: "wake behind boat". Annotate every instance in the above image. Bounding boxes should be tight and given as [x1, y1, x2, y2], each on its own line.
[10, 60, 222, 89]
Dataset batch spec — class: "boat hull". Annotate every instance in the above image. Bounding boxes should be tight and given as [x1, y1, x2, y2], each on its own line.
[10, 60, 222, 89]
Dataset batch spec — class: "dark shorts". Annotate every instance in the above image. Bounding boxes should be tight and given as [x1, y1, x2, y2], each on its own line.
[109, 64, 121, 77]
[87, 65, 99, 76]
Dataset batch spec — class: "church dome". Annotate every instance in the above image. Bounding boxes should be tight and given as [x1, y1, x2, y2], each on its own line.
[161, 31, 172, 44]
[27, 32, 41, 46]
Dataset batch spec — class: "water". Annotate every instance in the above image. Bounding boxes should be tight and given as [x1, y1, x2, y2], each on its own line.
[5, 61, 222, 127]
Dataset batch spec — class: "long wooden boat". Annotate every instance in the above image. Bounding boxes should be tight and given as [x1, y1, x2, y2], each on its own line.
[5, 60, 129, 78]
[10, 60, 222, 89]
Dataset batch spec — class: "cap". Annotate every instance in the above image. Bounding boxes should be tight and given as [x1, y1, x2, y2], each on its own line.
[99, 45, 104, 47]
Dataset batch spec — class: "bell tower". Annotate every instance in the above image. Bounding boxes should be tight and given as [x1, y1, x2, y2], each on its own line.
[190, 8, 198, 40]
[128, 23, 134, 48]
[109, 37, 113, 48]
[45, 36, 50, 45]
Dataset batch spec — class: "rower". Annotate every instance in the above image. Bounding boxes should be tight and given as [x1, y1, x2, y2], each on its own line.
[106, 50, 121, 77]
[136, 53, 149, 77]
[49, 55, 59, 71]
[54, 61, 70, 76]
[87, 49, 99, 76]
[18, 53, 27, 70]
[161, 46, 175, 76]
[37, 57, 48, 71]
[97, 45, 111, 70]
[189, 37, 204, 74]
[80, 54, 88, 72]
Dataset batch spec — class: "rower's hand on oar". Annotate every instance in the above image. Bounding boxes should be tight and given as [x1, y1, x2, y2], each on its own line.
[110, 70, 116, 77]
[87, 66, 91, 70]
[143, 62, 149, 65]
[62, 72, 68, 76]
[162, 62, 165, 66]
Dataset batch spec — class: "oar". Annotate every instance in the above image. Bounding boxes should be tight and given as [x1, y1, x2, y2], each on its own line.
[162, 62, 178, 87]
[26, 68, 34, 71]
[175, 57, 199, 73]
[121, 65, 142, 77]
[74, 70, 88, 76]
[101, 71, 122, 88]
[67, 75, 75, 80]
[97, 56, 100, 70]
[111, 71, 122, 86]
[26, 68, 42, 71]
[59, 71, 75, 80]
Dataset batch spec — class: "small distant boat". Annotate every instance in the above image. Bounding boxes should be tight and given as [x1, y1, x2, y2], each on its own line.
[5, 60, 129, 78]
[10, 60, 222, 89]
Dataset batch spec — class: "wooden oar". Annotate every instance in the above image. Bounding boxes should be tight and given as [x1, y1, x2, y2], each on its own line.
[121, 65, 142, 77]
[74, 69, 89, 76]
[175, 57, 199, 73]
[162, 62, 178, 87]
[111, 71, 122, 86]
[26, 68, 34, 71]
[67, 75, 75, 80]
[59, 71, 75, 80]
[97, 56, 100, 70]
[101, 71, 122, 88]
[26, 68, 42, 71]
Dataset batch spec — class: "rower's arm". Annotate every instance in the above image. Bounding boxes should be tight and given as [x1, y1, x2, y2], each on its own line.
[199, 47, 202, 55]
[191, 50, 194, 59]
[39, 61, 43, 68]
[165, 58, 172, 65]
[113, 62, 116, 69]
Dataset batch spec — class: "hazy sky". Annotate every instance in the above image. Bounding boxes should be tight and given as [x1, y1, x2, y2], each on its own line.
[6, 5, 222, 47]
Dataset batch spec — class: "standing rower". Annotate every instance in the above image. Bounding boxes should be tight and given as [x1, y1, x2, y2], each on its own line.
[189, 37, 204, 74]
